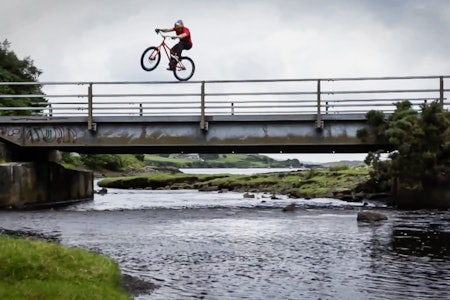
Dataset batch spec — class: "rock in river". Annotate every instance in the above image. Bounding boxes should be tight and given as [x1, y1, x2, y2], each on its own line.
[357, 211, 388, 222]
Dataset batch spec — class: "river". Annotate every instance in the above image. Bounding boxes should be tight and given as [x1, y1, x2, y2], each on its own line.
[0, 168, 449, 299]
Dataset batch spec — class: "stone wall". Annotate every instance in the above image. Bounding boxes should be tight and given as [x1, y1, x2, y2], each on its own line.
[0, 162, 93, 209]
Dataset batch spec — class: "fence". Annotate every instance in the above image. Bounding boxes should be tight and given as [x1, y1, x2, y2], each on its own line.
[1, 76, 448, 125]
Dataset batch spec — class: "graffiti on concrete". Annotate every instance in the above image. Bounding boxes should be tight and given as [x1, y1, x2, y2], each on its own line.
[0, 127, 21, 138]
[26, 127, 78, 144]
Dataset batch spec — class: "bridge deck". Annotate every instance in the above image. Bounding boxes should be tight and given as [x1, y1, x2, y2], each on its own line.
[0, 113, 390, 154]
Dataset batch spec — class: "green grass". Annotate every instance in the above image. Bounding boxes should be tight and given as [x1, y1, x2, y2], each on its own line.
[143, 154, 209, 167]
[143, 154, 291, 168]
[98, 167, 372, 199]
[0, 235, 130, 300]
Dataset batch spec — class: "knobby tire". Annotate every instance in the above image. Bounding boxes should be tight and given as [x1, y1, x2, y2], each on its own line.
[173, 56, 195, 81]
[140, 46, 161, 71]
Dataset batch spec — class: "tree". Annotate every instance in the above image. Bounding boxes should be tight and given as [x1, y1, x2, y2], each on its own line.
[363, 100, 450, 206]
[0, 39, 46, 115]
[385, 101, 450, 189]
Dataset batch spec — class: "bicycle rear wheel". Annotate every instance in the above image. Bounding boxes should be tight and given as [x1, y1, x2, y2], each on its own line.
[140, 46, 160, 71]
[173, 57, 195, 81]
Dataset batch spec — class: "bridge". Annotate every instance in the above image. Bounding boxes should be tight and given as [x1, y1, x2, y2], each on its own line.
[0, 75, 449, 158]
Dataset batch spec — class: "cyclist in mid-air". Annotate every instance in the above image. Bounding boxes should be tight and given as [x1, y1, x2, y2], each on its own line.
[155, 20, 193, 71]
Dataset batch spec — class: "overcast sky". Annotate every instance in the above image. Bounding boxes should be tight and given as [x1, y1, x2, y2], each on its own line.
[2, 0, 450, 162]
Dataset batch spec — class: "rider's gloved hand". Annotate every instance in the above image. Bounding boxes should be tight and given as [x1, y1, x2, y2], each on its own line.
[155, 28, 160, 33]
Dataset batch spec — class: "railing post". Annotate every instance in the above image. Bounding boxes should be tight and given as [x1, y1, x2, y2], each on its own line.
[200, 81, 208, 131]
[87, 83, 96, 132]
[440, 76, 444, 108]
[315, 79, 323, 129]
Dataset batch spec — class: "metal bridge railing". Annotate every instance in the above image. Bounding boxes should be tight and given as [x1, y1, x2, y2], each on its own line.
[0, 76, 448, 130]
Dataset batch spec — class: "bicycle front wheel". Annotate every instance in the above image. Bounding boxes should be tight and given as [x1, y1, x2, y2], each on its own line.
[173, 57, 195, 81]
[140, 46, 161, 71]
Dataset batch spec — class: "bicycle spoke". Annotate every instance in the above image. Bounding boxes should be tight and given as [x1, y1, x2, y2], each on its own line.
[140, 46, 161, 71]
[173, 57, 195, 81]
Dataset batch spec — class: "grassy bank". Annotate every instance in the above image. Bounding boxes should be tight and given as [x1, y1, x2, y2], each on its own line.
[98, 166, 373, 200]
[61, 153, 308, 173]
[0, 235, 131, 300]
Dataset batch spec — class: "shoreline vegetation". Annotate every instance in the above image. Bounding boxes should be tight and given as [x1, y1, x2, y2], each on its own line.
[96, 165, 390, 203]
[0, 229, 157, 299]
[66, 153, 382, 202]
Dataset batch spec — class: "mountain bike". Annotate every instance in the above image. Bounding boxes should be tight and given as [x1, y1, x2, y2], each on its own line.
[140, 31, 195, 81]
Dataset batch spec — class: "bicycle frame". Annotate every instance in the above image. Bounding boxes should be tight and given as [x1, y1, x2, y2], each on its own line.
[153, 33, 190, 72]
[153, 34, 174, 62]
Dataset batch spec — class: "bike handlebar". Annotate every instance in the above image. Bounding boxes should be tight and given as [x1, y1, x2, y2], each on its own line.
[155, 30, 178, 39]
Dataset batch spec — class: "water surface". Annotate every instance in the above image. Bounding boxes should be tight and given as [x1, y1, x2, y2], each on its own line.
[0, 174, 449, 299]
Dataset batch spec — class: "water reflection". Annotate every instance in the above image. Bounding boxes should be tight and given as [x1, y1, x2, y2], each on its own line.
[356, 212, 450, 300]
[392, 227, 450, 258]
[390, 211, 450, 259]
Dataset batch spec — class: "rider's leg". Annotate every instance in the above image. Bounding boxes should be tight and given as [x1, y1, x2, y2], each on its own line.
[169, 42, 192, 70]
[182, 40, 192, 52]
[168, 43, 183, 70]
[173, 44, 183, 59]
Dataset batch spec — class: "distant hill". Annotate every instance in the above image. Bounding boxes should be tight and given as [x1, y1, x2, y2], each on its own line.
[321, 160, 365, 168]
[143, 154, 364, 169]
[144, 154, 303, 168]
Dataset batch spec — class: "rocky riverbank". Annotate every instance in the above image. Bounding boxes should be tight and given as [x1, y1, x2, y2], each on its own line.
[97, 167, 392, 203]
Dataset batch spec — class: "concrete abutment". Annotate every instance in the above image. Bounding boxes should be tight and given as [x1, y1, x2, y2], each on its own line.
[0, 161, 93, 209]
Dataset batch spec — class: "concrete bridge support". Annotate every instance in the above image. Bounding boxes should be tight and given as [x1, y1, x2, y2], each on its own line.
[0, 142, 93, 209]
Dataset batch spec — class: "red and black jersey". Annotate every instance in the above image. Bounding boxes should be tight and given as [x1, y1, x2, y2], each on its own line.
[172, 27, 192, 46]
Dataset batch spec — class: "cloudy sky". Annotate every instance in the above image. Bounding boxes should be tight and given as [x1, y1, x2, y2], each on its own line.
[2, 0, 450, 162]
